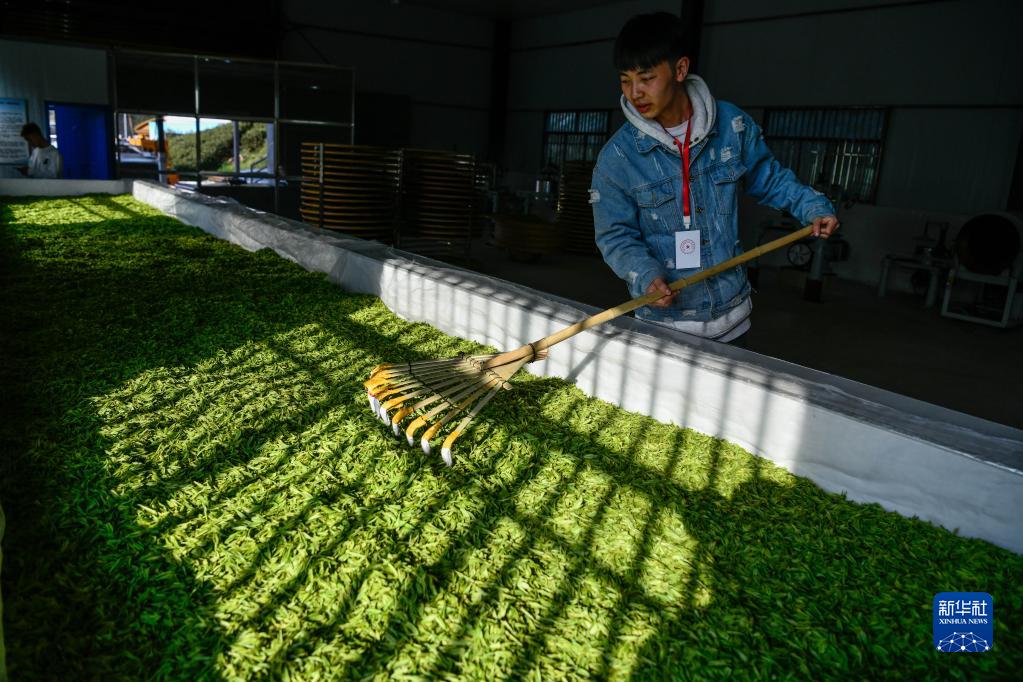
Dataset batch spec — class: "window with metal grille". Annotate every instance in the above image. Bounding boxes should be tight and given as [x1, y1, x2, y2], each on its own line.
[542, 110, 611, 168]
[763, 108, 887, 204]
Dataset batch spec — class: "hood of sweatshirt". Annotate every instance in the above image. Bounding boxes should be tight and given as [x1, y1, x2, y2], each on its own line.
[620, 74, 717, 155]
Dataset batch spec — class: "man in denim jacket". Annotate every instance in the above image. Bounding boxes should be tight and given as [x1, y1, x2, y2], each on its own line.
[591, 12, 839, 344]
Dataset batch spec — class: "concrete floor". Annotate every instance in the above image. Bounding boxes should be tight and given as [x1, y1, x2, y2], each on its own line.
[460, 239, 1023, 430]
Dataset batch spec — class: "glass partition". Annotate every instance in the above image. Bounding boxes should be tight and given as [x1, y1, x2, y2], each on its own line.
[113, 50, 354, 212]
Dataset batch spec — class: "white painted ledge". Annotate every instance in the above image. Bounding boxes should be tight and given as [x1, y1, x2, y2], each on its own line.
[0, 178, 132, 196]
[132, 181, 1023, 553]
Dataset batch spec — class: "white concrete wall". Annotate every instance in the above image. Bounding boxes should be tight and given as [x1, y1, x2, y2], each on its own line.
[0, 38, 109, 145]
[279, 0, 495, 154]
[0, 178, 130, 196]
[701, 0, 1023, 111]
[504, 0, 676, 185]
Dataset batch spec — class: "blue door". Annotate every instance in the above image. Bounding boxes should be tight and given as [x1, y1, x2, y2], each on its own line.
[47, 102, 115, 180]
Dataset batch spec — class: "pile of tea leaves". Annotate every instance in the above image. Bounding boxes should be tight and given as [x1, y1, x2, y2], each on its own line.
[0, 194, 1018, 680]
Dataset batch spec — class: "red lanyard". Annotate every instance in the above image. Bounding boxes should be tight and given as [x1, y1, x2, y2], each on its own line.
[671, 121, 692, 227]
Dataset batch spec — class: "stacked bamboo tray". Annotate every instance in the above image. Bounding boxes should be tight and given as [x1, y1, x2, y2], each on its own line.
[397, 149, 476, 259]
[300, 143, 476, 259]
[299, 143, 402, 243]
[557, 160, 599, 256]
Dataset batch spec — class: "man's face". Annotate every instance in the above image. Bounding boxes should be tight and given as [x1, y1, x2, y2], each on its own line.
[619, 58, 688, 125]
[21, 133, 43, 149]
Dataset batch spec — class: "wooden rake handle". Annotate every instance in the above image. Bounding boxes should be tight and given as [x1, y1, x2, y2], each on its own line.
[487, 225, 814, 367]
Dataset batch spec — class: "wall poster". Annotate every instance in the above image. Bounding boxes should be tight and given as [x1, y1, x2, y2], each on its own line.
[0, 98, 29, 165]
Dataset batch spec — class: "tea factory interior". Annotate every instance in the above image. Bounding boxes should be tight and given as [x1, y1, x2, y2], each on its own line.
[1, 0, 1021, 679]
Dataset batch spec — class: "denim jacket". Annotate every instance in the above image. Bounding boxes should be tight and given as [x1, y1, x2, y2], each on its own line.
[590, 75, 835, 323]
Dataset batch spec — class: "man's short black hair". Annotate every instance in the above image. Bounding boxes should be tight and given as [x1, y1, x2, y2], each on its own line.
[21, 122, 42, 138]
[614, 12, 690, 72]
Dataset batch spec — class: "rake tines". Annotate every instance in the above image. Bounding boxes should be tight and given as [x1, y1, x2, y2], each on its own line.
[365, 225, 817, 465]
[365, 352, 529, 466]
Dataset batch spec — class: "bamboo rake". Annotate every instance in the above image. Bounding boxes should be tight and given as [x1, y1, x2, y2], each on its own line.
[366, 225, 815, 465]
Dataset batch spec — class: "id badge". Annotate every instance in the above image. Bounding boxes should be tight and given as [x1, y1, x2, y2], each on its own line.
[674, 230, 701, 269]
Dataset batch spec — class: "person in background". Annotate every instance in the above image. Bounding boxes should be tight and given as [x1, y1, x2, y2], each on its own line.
[19, 122, 63, 179]
[590, 12, 839, 345]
